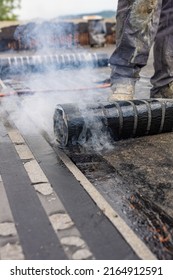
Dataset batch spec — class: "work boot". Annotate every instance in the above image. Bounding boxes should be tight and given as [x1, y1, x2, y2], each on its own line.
[108, 77, 135, 101]
[151, 81, 173, 99]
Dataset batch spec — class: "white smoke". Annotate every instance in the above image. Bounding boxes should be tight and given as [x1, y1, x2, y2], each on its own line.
[1, 20, 113, 151]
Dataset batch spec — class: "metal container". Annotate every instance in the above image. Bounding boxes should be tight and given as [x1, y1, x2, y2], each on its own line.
[53, 99, 173, 147]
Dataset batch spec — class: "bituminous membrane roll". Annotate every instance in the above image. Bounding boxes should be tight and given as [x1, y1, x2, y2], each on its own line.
[53, 99, 173, 147]
[0, 52, 108, 75]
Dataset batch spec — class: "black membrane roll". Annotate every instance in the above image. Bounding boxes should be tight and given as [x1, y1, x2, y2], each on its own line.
[53, 104, 85, 147]
[53, 99, 173, 147]
[0, 52, 109, 75]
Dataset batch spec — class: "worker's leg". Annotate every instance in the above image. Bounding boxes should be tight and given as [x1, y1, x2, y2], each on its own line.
[109, 0, 163, 100]
[150, 0, 173, 98]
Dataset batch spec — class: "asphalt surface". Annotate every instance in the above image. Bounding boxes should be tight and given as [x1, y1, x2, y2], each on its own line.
[0, 46, 172, 260]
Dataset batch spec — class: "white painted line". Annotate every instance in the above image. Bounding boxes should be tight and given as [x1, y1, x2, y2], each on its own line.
[24, 160, 48, 184]
[50, 213, 74, 231]
[0, 243, 24, 260]
[34, 183, 53, 196]
[0, 222, 17, 236]
[72, 249, 93, 260]
[57, 148, 157, 260]
[15, 144, 34, 160]
[7, 129, 25, 144]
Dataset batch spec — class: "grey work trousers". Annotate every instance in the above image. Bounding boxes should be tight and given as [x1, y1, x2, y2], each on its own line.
[109, 0, 173, 92]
